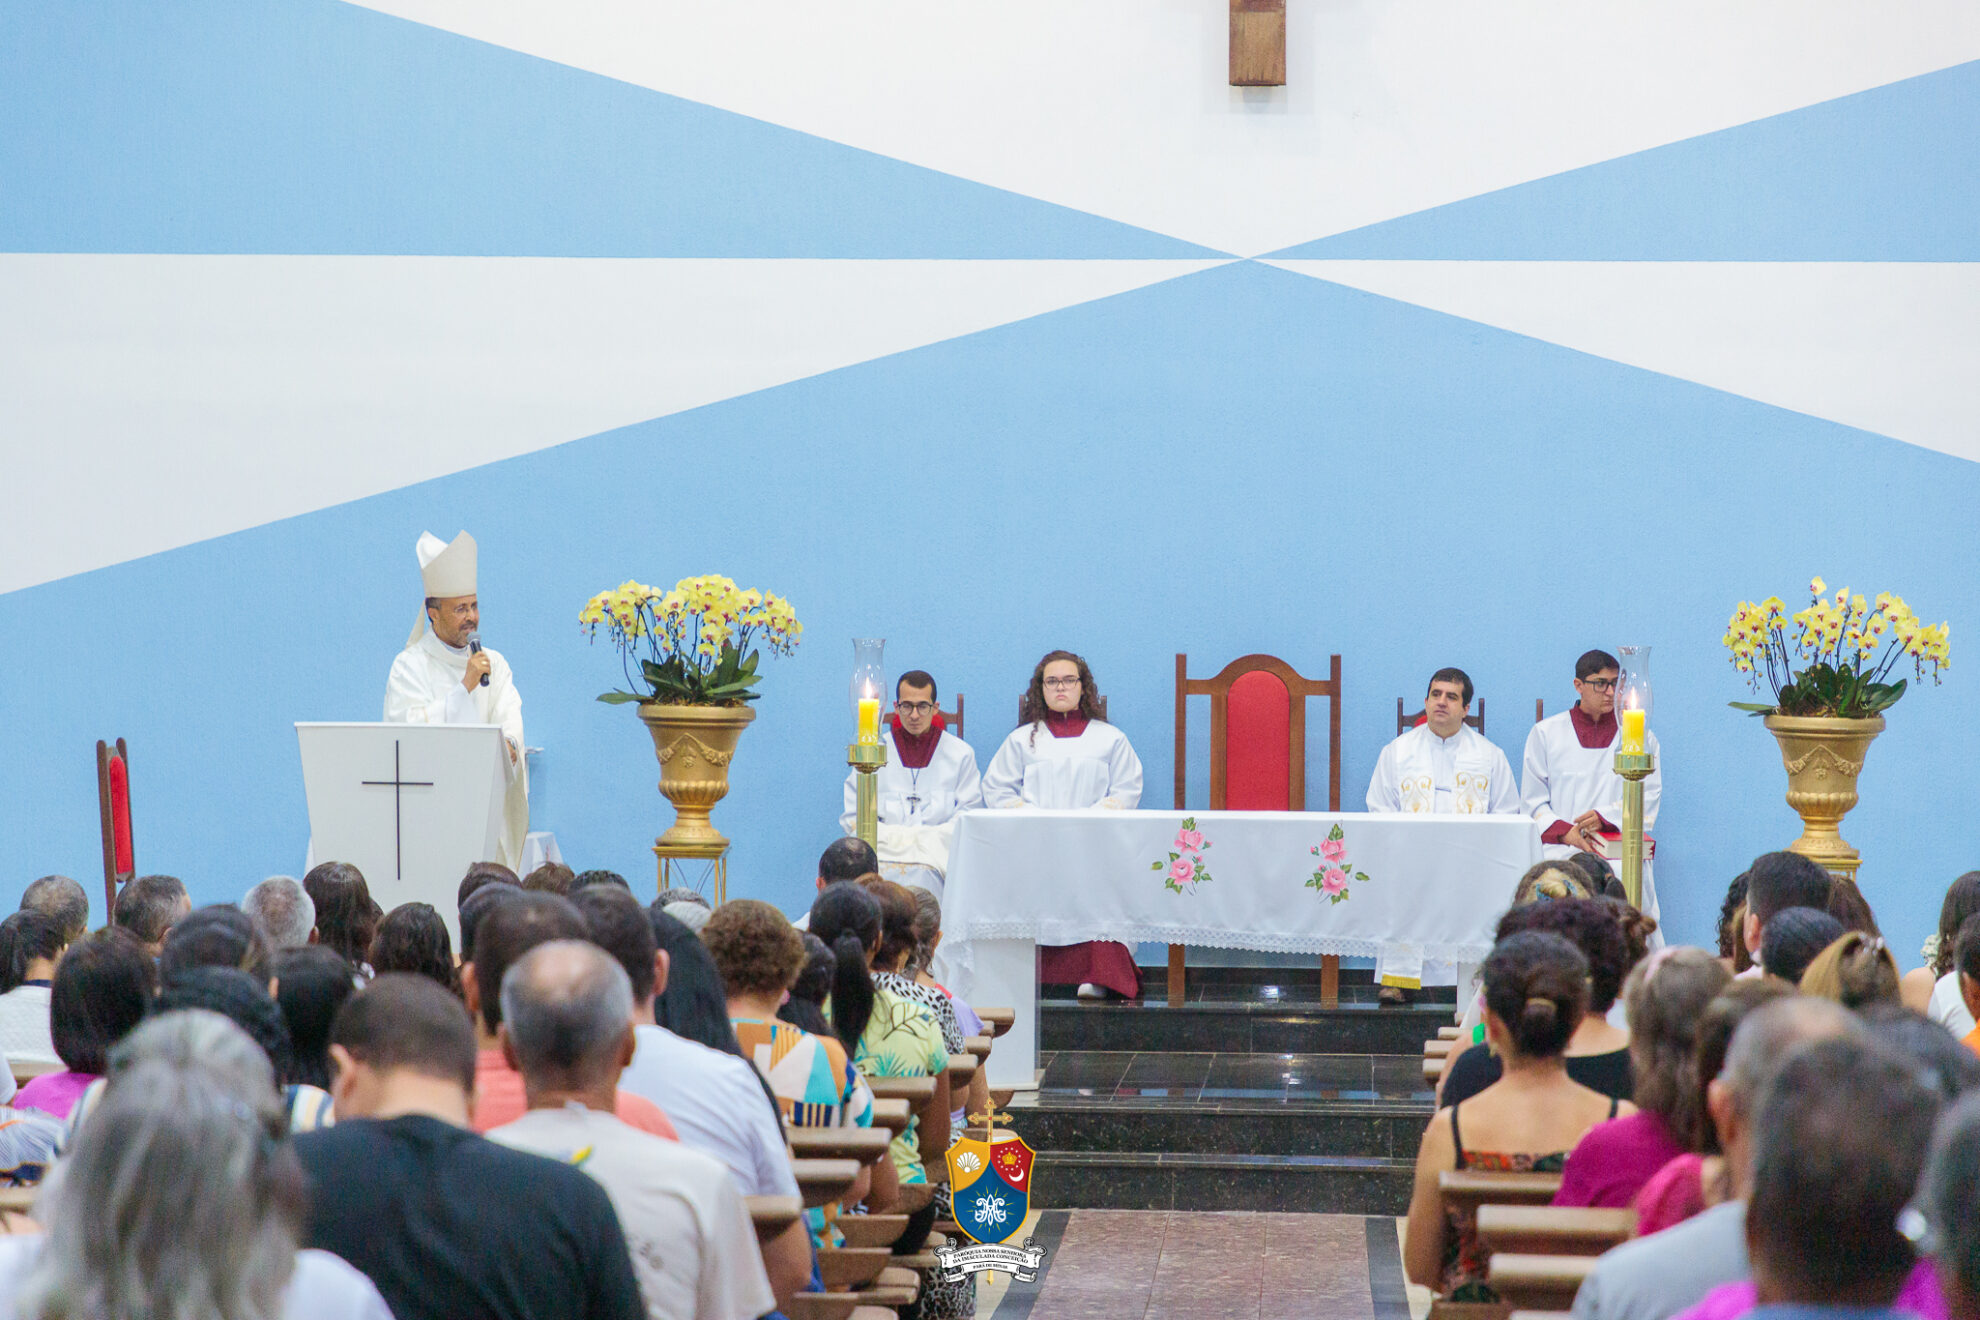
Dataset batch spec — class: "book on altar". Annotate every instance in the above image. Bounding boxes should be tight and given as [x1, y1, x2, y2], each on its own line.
[1589, 829, 1655, 861]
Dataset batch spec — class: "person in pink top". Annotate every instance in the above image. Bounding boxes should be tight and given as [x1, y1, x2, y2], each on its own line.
[15, 927, 153, 1121]
[1556, 947, 1728, 1208]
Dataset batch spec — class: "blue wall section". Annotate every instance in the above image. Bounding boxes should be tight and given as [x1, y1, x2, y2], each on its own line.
[1275, 60, 1980, 260]
[4, 260, 1974, 959]
[0, 0, 1210, 258]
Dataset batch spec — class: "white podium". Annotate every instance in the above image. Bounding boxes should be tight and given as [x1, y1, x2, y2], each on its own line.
[297, 722, 508, 941]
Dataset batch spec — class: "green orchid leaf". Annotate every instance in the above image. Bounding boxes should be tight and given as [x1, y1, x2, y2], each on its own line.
[1728, 701, 1777, 714]
[596, 691, 645, 705]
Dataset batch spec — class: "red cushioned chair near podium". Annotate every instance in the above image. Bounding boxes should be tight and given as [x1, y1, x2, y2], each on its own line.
[1172, 653, 1343, 1006]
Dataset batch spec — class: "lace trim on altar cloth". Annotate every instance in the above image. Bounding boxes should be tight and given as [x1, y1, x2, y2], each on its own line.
[944, 923, 1491, 965]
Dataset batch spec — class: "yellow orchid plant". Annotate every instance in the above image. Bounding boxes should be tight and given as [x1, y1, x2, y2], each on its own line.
[1725, 576, 1948, 718]
[581, 575, 801, 705]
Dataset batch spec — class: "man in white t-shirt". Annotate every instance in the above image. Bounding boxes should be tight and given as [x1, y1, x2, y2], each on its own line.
[487, 940, 777, 1320]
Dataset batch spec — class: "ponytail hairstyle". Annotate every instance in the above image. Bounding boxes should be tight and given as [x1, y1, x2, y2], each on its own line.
[907, 887, 943, 977]
[1798, 931, 1902, 1009]
[1624, 946, 1732, 1144]
[779, 933, 838, 1040]
[1481, 931, 1588, 1060]
[0, 910, 68, 994]
[807, 884, 881, 1054]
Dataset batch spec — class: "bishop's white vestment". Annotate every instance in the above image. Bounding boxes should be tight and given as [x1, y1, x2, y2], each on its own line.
[1521, 706, 1663, 931]
[839, 726, 984, 900]
[1366, 722, 1520, 988]
[384, 630, 529, 871]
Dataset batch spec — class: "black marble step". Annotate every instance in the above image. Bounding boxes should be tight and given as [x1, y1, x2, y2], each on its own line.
[1011, 1051, 1432, 1158]
[1034, 1150, 1415, 1215]
[1041, 999, 1455, 1056]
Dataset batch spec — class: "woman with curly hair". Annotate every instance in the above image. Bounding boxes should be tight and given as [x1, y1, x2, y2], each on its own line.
[982, 649, 1144, 1000]
[367, 903, 459, 997]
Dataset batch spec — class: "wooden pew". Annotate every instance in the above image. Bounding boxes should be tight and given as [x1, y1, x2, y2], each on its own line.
[788, 1127, 894, 1166]
[975, 1007, 1015, 1038]
[8, 1059, 60, 1088]
[786, 1295, 897, 1320]
[1487, 1254, 1595, 1311]
[1424, 1038, 1454, 1060]
[1476, 1206, 1634, 1257]
[963, 1034, 993, 1065]
[869, 1098, 911, 1138]
[1508, 1313, 1574, 1320]
[1438, 1169, 1563, 1212]
[865, 1076, 936, 1109]
[834, 1214, 909, 1249]
[1438, 1026, 1461, 1040]
[792, 1158, 863, 1210]
[745, 1194, 803, 1245]
[817, 1247, 895, 1290]
[946, 1053, 978, 1089]
[1424, 1055, 1447, 1084]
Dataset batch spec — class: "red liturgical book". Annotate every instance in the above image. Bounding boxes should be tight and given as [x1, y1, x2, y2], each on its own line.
[1590, 830, 1655, 860]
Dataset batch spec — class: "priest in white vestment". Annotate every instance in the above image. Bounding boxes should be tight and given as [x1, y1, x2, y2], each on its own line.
[1365, 668, 1520, 997]
[838, 669, 983, 901]
[1521, 648, 1662, 931]
[383, 531, 529, 871]
[983, 651, 1144, 999]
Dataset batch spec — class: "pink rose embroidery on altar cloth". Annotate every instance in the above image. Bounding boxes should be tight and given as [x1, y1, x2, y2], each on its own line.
[1151, 816, 1214, 894]
[1308, 823, 1372, 905]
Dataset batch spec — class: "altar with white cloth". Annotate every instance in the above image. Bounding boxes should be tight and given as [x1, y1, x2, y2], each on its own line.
[939, 809, 1542, 1087]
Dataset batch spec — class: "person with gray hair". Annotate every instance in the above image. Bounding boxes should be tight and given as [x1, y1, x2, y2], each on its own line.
[243, 877, 317, 952]
[0, 1010, 391, 1320]
[487, 941, 777, 1320]
[1571, 995, 1860, 1320]
[18, 877, 87, 946]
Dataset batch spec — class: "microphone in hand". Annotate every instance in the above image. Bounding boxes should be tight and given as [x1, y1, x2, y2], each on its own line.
[467, 631, 490, 687]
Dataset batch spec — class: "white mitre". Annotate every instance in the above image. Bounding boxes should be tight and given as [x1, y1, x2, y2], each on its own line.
[408, 530, 477, 643]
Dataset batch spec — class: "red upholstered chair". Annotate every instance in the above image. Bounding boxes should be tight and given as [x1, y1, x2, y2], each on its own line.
[96, 738, 136, 919]
[1172, 654, 1343, 1005]
[1396, 697, 1485, 736]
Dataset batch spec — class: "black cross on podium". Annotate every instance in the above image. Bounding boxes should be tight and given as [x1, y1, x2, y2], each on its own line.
[361, 739, 432, 881]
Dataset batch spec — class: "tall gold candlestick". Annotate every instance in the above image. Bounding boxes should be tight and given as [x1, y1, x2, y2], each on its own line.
[848, 740, 888, 847]
[1614, 749, 1654, 909]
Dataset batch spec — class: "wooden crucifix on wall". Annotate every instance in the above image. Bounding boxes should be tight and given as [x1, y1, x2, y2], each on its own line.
[1230, 0, 1286, 86]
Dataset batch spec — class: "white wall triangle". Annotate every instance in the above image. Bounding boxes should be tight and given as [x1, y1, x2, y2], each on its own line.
[0, 254, 1224, 594]
[1268, 258, 1980, 463]
[348, 0, 1980, 257]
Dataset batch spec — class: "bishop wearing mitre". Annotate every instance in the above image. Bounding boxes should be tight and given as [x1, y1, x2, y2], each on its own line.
[384, 531, 528, 870]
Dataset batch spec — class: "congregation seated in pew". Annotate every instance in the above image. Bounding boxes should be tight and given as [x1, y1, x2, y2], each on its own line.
[1406, 931, 1632, 1302]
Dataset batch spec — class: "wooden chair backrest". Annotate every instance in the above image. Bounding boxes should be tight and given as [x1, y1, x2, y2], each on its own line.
[1475, 1205, 1634, 1257]
[1437, 1169, 1564, 1214]
[939, 693, 963, 740]
[1397, 697, 1486, 736]
[1175, 653, 1342, 811]
[1487, 1254, 1596, 1310]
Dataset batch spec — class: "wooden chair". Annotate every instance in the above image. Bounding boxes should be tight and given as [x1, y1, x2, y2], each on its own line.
[975, 1007, 1015, 1038]
[946, 1053, 978, 1090]
[1476, 1206, 1634, 1257]
[835, 1214, 910, 1249]
[788, 1128, 893, 1165]
[963, 1034, 992, 1064]
[817, 1248, 894, 1290]
[95, 738, 136, 920]
[864, 1077, 936, 1109]
[1486, 1254, 1595, 1311]
[1173, 653, 1343, 1004]
[745, 1194, 803, 1244]
[939, 695, 963, 739]
[868, 1098, 911, 1139]
[792, 1158, 863, 1210]
[1438, 1169, 1563, 1214]
[1397, 698, 1485, 736]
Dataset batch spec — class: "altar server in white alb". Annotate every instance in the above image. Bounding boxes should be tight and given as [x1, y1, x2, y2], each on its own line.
[983, 650, 1144, 999]
[838, 668, 983, 901]
[1365, 667, 1520, 996]
[1521, 648, 1662, 927]
[383, 531, 529, 870]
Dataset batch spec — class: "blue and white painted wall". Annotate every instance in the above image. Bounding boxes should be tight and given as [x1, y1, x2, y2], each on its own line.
[5, 1, 1979, 958]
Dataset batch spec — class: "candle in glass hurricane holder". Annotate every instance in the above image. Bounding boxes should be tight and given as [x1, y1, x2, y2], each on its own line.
[1613, 645, 1654, 908]
[847, 639, 889, 846]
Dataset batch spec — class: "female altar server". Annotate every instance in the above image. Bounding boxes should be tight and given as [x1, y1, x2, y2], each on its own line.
[982, 650, 1144, 1000]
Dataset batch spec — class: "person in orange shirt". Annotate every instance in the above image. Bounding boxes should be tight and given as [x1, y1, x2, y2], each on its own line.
[460, 888, 678, 1137]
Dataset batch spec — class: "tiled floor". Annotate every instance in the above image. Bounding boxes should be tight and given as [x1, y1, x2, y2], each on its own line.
[1033, 1050, 1435, 1104]
[1009, 1209, 1407, 1320]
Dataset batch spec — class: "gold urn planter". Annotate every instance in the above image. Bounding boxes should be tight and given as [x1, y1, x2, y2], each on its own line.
[1763, 713, 1884, 879]
[637, 703, 756, 852]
